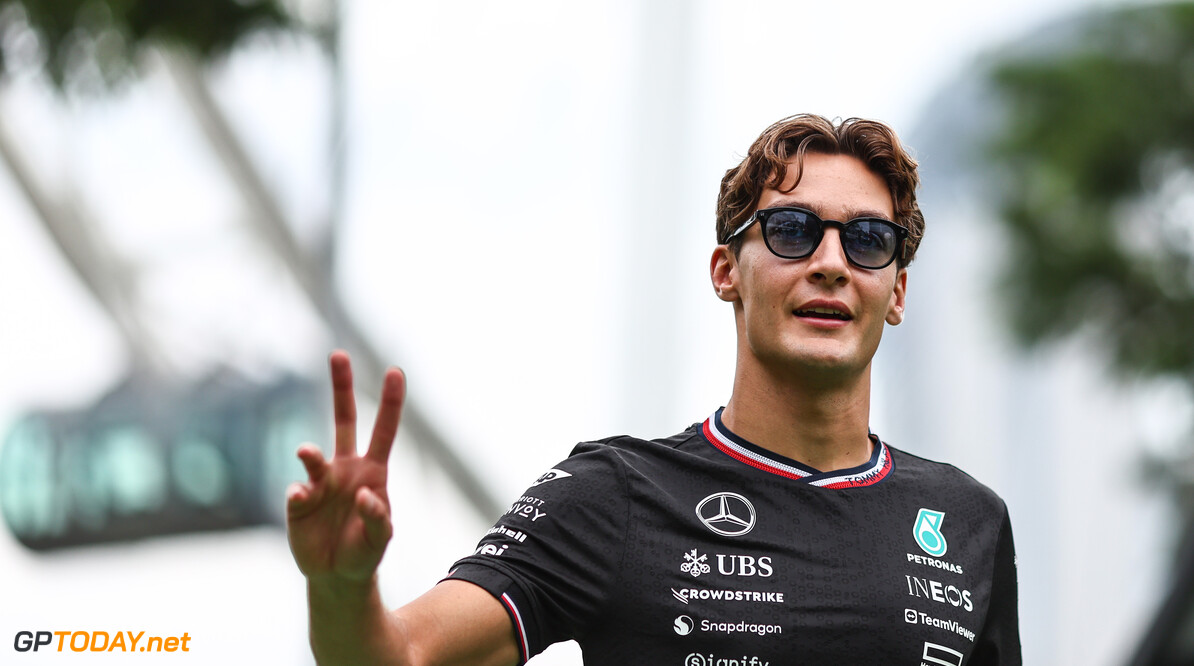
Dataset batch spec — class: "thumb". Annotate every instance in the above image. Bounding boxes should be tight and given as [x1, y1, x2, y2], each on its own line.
[355, 487, 393, 550]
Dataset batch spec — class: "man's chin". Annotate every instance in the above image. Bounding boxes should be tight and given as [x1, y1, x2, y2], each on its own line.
[761, 347, 867, 382]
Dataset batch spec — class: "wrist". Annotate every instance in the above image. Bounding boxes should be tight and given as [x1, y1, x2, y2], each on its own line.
[307, 574, 405, 665]
[307, 572, 380, 606]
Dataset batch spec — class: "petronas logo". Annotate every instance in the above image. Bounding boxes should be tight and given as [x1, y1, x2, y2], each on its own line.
[913, 508, 948, 557]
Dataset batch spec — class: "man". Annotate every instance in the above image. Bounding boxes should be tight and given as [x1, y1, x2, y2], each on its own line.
[286, 114, 1021, 665]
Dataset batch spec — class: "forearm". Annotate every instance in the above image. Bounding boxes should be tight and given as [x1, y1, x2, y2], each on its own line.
[307, 575, 410, 666]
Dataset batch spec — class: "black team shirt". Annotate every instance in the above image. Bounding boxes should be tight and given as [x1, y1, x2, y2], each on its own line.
[447, 408, 1021, 665]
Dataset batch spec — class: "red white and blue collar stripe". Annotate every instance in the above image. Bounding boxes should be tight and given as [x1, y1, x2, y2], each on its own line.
[702, 408, 893, 488]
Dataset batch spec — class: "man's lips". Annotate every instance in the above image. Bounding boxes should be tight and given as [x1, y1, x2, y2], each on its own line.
[793, 299, 853, 321]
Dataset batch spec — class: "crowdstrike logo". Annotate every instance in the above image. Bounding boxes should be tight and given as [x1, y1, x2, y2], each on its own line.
[671, 588, 785, 605]
[696, 492, 756, 537]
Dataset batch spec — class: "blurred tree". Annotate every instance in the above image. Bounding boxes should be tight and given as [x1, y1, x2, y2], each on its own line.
[987, 1, 1194, 382]
[0, 0, 295, 89]
[987, 9, 1194, 658]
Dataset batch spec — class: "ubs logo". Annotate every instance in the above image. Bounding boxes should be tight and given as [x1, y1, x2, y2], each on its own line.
[696, 492, 756, 537]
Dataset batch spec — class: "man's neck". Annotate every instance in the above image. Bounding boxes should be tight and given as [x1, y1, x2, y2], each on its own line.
[721, 360, 874, 473]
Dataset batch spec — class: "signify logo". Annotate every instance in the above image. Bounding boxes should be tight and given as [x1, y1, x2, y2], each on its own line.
[13, 630, 191, 653]
[684, 653, 768, 666]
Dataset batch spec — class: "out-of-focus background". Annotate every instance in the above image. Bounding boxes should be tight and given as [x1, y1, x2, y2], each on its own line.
[3, 0, 1194, 663]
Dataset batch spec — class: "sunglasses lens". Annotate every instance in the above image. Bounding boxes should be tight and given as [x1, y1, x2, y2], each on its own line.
[763, 210, 820, 258]
[842, 220, 900, 268]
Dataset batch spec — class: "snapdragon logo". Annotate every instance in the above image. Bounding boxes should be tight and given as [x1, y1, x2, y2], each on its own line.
[671, 615, 782, 639]
[699, 619, 782, 637]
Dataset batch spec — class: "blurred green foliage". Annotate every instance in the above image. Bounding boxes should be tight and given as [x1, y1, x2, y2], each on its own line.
[988, 2, 1194, 380]
[0, 0, 294, 89]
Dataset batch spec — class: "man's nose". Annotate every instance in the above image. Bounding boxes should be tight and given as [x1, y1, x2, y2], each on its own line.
[804, 227, 850, 283]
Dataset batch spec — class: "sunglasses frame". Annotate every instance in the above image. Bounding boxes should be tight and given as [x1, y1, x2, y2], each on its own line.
[727, 206, 908, 270]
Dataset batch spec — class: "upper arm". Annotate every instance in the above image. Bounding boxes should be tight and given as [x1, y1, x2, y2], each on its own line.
[394, 580, 520, 666]
[970, 506, 1022, 665]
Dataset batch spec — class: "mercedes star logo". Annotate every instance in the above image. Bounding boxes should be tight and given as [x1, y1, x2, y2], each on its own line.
[695, 492, 756, 537]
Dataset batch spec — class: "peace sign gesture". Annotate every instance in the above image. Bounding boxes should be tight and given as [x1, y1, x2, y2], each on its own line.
[286, 350, 406, 583]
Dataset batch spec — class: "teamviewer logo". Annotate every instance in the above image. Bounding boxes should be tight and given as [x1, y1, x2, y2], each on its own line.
[904, 609, 918, 624]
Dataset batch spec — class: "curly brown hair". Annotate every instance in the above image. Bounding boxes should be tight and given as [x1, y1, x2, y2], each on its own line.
[716, 114, 924, 266]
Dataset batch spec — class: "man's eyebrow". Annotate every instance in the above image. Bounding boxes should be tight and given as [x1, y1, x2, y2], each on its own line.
[763, 199, 893, 222]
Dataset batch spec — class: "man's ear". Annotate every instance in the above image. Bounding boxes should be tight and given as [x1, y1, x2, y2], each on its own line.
[885, 268, 907, 325]
[711, 245, 739, 303]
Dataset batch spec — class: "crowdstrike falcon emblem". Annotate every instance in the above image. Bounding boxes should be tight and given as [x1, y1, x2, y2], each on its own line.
[696, 492, 756, 537]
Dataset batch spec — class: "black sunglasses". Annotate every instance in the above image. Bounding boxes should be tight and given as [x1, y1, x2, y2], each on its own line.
[727, 207, 908, 269]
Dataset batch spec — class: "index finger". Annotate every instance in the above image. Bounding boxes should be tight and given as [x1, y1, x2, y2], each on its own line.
[329, 350, 358, 458]
[366, 367, 406, 463]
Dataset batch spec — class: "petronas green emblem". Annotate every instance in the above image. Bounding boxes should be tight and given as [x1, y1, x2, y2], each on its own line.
[914, 508, 948, 557]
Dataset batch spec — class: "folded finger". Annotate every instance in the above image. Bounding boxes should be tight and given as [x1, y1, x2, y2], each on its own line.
[286, 482, 316, 518]
[356, 487, 393, 549]
[296, 443, 330, 483]
[329, 350, 358, 458]
[367, 367, 406, 464]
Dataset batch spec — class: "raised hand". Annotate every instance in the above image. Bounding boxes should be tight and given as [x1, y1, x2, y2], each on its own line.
[287, 350, 406, 583]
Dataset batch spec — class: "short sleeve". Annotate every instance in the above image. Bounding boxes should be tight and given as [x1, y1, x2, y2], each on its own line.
[444, 442, 630, 663]
[969, 506, 1022, 665]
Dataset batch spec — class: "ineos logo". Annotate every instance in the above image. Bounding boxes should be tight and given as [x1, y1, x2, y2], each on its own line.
[695, 492, 756, 537]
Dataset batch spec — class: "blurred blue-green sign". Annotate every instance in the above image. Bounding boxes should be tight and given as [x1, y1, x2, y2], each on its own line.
[0, 373, 324, 550]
